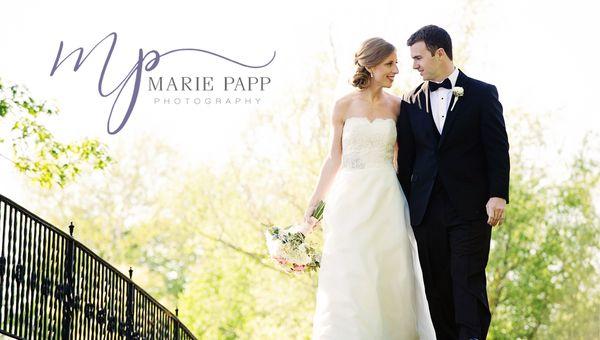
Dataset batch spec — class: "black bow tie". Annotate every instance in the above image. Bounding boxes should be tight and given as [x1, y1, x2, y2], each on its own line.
[429, 78, 452, 92]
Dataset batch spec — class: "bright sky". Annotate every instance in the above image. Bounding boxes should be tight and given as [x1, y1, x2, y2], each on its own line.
[1, 0, 598, 202]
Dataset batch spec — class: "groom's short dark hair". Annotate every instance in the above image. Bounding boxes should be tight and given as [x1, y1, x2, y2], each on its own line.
[407, 25, 453, 60]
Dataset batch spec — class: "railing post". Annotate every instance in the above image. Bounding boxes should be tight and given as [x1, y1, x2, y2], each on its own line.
[174, 307, 180, 340]
[126, 267, 134, 340]
[61, 222, 75, 340]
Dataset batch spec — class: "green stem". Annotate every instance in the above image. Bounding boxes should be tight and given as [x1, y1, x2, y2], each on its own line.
[312, 200, 325, 220]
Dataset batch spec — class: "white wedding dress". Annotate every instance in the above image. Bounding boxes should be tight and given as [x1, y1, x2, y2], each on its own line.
[312, 117, 436, 340]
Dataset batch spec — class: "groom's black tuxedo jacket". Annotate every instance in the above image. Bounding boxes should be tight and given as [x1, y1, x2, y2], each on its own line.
[397, 70, 510, 226]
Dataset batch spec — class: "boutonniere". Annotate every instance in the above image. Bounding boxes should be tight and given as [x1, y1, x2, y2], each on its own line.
[450, 86, 464, 111]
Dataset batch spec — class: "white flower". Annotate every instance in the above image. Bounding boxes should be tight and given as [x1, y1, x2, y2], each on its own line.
[452, 86, 464, 97]
[284, 245, 311, 265]
[264, 230, 284, 257]
[450, 86, 464, 111]
[264, 222, 321, 272]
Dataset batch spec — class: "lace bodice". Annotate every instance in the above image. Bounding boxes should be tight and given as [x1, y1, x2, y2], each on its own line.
[341, 117, 396, 170]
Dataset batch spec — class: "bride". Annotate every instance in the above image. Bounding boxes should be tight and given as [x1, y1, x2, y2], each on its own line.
[302, 38, 436, 340]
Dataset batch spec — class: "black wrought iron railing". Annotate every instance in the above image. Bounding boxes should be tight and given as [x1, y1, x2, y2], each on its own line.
[0, 194, 196, 340]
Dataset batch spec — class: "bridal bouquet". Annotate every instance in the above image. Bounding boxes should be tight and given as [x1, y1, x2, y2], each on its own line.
[264, 200, 325, 273]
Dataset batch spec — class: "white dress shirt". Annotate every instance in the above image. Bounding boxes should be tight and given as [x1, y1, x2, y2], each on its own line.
[430, 67, 459, 134]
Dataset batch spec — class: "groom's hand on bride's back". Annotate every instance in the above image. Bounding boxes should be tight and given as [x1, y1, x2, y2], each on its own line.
[486, 197, 506, 227]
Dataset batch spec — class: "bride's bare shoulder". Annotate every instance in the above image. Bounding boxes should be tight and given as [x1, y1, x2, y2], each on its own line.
[332, 93, 355, 122]
[384, 92, 402, 113]
[333, 92, 359, 119]
[335, 92, 359, 106]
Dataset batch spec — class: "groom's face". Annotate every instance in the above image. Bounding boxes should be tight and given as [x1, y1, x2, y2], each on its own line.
[410, 41, 439, 81]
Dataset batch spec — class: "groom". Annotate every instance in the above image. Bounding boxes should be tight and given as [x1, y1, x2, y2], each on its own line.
[397, 25, 510, 340]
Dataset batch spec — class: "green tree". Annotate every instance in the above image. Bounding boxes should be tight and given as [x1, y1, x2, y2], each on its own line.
[487, 114, 600, 339]
[0, 78, 111, 188]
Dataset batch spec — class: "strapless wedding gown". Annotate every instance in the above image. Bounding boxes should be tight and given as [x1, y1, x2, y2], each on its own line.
[312, 117, 436, 340]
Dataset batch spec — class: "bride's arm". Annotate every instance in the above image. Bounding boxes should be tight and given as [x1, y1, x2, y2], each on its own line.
[304, 99, 345, 225]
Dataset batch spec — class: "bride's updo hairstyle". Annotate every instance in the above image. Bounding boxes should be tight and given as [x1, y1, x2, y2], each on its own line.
[352, 37, 395, 90]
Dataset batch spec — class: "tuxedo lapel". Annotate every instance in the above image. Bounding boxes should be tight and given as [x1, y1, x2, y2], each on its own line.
[415, 86, 440, 138]
[426, 90, 441, 138]
[438, 70, 468, 147]
[412, 84, 428, 114]
[406, 83, 440, 143]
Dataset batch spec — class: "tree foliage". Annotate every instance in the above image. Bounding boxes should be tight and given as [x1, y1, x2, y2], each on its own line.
[0, 79, 111, 188]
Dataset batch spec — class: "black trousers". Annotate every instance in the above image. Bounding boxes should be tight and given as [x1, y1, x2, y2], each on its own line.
[413, 177, 492, 340]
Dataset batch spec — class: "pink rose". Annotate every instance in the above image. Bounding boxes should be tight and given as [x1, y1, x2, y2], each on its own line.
[292, 264, 306, 271]
[274, 257, 288, 265]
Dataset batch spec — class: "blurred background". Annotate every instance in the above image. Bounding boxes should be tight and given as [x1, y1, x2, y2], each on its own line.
[0, 0, 598, 338]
